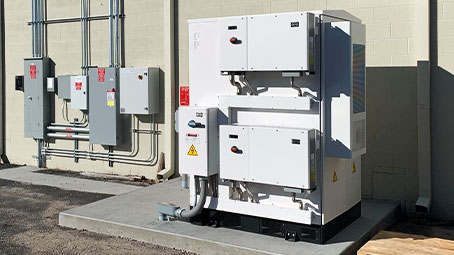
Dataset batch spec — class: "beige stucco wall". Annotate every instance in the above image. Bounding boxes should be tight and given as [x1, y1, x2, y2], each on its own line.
[7, 0, 453, 215]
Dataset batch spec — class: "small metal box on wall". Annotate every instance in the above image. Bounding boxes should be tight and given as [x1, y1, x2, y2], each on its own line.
[70, 75, 88, 110]
[119, 67, 160, 115]
[57, 75, 71, 100]
[88, 67, 123, 146]
[24, 57, 55, 140]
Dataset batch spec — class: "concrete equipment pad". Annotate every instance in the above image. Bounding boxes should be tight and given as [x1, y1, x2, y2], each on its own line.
[0, 166, 141, 195]
[59, 177, 399, 255]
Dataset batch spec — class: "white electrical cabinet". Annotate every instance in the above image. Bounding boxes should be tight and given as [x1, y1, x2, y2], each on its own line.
[70, 75, 88, 110]
[119, 67, 160, 115]
[180, 10, 366, 243]
[220, 125, 316, 189]
[178, 106, 219, 177]
[219, 17, 248, 71]
[219, 12, 315, 72]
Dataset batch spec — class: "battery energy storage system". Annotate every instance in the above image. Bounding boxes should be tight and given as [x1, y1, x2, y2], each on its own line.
[159, 10, 366, 244]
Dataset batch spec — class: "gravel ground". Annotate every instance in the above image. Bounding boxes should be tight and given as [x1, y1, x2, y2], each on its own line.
[0, 179, 193, 255]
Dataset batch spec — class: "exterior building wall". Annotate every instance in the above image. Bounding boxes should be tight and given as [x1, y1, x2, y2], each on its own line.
[431, 0, 454, 219]
[5, 0, 454, 217]
[4, 0, 166, 178]
[178, 0, 419, 213]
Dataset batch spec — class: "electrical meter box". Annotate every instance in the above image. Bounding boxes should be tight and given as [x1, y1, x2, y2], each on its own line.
[70, 75, 88, 110]
[24, 57, 55, 139]
[220, 125, 317, 190]
[119, 67, 160, 115]
[178, 106, 219, 177]
[219, 12, 315, 72]
[57, 75, 71, 100]
[88, 67, 123, 146]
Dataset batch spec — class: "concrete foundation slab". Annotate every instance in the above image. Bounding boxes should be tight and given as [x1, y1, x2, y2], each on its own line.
[59, 177, 400, 255]
[0, 166, 141, 195]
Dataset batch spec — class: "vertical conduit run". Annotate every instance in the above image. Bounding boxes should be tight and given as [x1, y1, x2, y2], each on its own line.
[80, 0, 85, 74]
[108, 0, 114, 67]
[31, 0, 35, 57]
[115, 0, 120, 67]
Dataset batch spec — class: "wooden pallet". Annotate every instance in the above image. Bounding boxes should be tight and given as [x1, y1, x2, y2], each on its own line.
[358, 230, 454, 255]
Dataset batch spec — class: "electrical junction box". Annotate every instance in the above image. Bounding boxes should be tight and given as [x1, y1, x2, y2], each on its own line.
[47, 77, 57, 93]
[178, 106, 219, 177]
[119, 67, 160, 115]
[70, 75, 88, 110]
[88, 67, 123, 146]
[220, 125, 317, 190]
[219, 12, 315, 72]
[24, 57, 55, 140]
[57, 75, 71, 100]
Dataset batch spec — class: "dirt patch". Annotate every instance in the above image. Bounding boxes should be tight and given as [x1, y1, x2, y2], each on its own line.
[0, 179, 194, 255]
[35, 169, 154, 187]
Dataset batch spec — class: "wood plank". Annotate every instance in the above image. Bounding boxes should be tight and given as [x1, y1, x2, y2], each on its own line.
[358, 231, 454, 255]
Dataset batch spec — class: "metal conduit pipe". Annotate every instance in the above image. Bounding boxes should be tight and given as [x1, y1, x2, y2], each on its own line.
[175, 178, 208, 219]
[44, 151, 159, 166]
[62, 101, 88, 126]
[40, 0, 44, 56]
[109, 0, 114, 67]
[44, 127, 158, 163]
[45, 128, 157, 162]
[45, 124, 159, 163]
[46, 115, 142, 158]
[80, 0, 85, 74]
[37, 0, 41, 57]
[115, 0, 120, 67]
[31, 0, 35, 57]
[158, 177, 208, 220]
[47, 126, 89, 133]
[47, 133, 90, 140]
[43, 116, 159, 163]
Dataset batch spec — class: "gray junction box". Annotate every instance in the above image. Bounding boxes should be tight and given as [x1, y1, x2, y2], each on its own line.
[119, 67, 160, 115]
[24, 58, 55, 140]
[88, 67, 124, 146]
[57, 75, 72, 100]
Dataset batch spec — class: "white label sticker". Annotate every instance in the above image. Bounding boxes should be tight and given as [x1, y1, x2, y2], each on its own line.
[107, 91, 115, 107]
[185, 133, 200, 144]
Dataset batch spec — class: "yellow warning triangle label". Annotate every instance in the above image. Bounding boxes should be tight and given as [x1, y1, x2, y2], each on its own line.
[187, 144, 198, 156]
[352, 162, 357, 173]
[333, 171, 338, 183]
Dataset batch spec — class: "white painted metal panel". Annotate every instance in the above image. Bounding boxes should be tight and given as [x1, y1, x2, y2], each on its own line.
[70, 75, 88, 110]
[119, 67, 159, 115]
[219, 17, 248, 71]
[179, 107, 219, 177]
[247, 12, 311, 71]
[219, 125, 249, 181]
[189, 21, 234, 107]
[249, 126, 312, 189]
[218, 95, 312, 111]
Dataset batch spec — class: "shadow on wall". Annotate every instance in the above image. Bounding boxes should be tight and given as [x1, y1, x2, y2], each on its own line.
[429, 0, 454, 221]
[431, 64, 454, 220]
[361, 66, 418, 214]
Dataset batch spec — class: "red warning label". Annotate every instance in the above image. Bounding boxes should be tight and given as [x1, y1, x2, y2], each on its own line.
[30, 65, 37, 80]
[75, 82, 82, 90]
[98, 68, 106, 82]
[180, 86, 189, 106]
